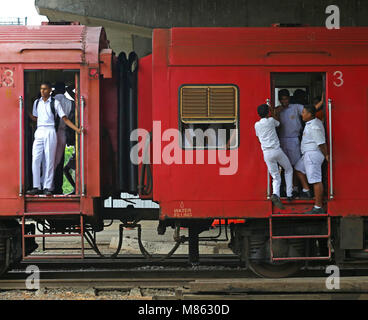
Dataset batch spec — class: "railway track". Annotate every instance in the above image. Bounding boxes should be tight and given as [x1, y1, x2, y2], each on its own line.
[2, 255, 368, 299]
[2, 270, 368, 300]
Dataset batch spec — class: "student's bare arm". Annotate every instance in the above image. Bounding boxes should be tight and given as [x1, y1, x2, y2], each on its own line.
[270, 105, 281, 121]
[318, 143, 329, 162]
[315, 93, 324, 111]
[28, 112, 37, 122]
[62, 116, 82, 134]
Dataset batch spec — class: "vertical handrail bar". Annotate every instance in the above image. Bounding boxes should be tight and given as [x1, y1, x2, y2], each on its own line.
[266, 98, 271, 199]
[328, 98, 333, 199]
[80, 96, 85, 196]
[19, 96, 23, 196]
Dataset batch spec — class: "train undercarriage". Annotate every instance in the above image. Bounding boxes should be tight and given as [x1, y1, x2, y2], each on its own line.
[1, 210, 368, 278]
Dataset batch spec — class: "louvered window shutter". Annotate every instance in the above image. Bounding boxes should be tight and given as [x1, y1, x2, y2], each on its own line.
[180, 85, 237, 123]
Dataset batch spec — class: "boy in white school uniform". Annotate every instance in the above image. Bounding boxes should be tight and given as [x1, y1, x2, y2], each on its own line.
[273, 89, 305, 197]
[295, 104, 329, 214]
[40, 82, 73, 194]
[255, 104, 294, 210]
[27, 82, 81, 196]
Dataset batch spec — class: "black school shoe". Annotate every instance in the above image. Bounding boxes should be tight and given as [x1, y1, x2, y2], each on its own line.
[271, 194, 285, 210]
[305, 207, 325, 214]
[26, 188, 41, 195]
[300, 190, 313, 199]
[43, 188, 53, 196]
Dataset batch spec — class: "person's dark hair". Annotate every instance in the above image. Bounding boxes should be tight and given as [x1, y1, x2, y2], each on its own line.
[278, 89, 290, 100]
[303, 104, 317, 117]
[54, 82, 66, 94]
[40, 81, 52, 89]
[293, 89, 307, 104]
[257, 104, 269, 118]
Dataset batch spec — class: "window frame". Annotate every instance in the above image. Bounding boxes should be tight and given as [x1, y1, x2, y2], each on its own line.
[178, 84, 240, 150]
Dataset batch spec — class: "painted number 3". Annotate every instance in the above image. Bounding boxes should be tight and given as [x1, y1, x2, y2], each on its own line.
[3, 69, 14, 87]
[0, 69, 14, 88]
[333, 71, 344, 87]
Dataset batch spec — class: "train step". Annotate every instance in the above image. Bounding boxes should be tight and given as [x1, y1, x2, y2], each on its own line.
[21, 215, 85, 260]
[272, 198, 319, 215]
[269, 213, 331, 262]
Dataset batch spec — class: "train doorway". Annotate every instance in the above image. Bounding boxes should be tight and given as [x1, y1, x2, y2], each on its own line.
[269, 72, 328, 200]
[24, 69, 80, 197]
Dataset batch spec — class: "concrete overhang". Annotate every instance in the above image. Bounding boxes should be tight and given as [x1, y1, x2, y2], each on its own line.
[35, 4, 153, 56]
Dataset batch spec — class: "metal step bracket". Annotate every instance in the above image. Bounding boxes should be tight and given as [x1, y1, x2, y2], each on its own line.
[269, 213, 331, 262]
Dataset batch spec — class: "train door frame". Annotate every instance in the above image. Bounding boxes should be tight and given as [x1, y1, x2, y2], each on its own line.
[268, 71, 328, 201]
[23, 68, 81, 198]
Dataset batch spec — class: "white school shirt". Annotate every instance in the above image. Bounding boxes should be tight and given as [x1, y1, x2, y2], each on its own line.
[54, 94, 72, 131]
[278, 103, 304, 138]
[255, 117, 280, 151]
[300, 118, 326, 154]
[32, 96, 66, 128]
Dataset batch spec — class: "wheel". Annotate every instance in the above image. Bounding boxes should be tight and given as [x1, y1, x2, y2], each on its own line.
[248, 237, 304, 278]
[249, 260, 303, 278]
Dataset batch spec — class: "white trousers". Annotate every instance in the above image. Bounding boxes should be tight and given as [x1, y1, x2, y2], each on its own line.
[280, 137, 301, 167]
[263, 147, 293, 197]
[40, 129, 66, 187]
[32, 126, 57, 190]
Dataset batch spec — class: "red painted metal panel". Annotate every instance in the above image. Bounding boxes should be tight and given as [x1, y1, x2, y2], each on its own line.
[79, 66, 100, 216]
[0, 64, 24, 215]
[168, 27, 368, 66]
[160, 200, 271, 219]
[0, 25, 107, 64]
[153, 29, 272, 218]
[326, 67, 368, 216]
[138, 54, 153, 199]
[25, 198, 81, 214]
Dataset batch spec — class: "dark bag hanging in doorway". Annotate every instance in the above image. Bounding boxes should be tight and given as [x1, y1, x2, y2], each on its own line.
[65, 100, 76, 146]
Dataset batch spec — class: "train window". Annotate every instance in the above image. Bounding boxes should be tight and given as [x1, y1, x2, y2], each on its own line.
[179, 85, 239, 149]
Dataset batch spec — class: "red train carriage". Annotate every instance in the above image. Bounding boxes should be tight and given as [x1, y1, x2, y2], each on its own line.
[1, 23, 368, 277]
[0, 23, 120, 269]
[141, 26, 368, 276]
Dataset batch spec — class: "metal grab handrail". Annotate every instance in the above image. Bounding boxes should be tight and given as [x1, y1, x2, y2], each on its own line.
[80, 96, 85, 197]
[266, 98, 271, 199]
[19, 96, 23, 197]
[328, 98, 333, 199]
